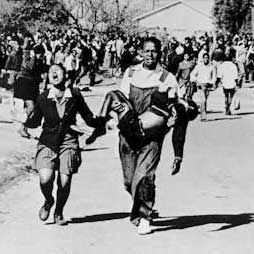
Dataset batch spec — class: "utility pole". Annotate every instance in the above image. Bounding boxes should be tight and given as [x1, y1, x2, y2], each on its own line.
[152, 0, 156, 10]
[81, 1, 84, 18]
[252, 6, 254, 37]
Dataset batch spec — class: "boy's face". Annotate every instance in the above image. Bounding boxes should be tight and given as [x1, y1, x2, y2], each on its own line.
[142, 41, 159, 69]
[203, 55, 209, 65]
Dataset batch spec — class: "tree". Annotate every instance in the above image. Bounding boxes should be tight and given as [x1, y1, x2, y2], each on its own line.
[0, 0, 72, 33]
[213, 0, 253, 34]
[0, 0, 136, 34]
[63, 0, 134, 33]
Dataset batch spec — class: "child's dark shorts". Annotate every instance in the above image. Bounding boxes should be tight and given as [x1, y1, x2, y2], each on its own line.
[117, 111, 145, 151]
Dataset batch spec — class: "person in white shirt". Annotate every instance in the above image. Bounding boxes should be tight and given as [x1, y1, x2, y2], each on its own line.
[234, 41, 247, 87]
[64, 48, 78, 84]
[216, 50, 238, 115]
[107, 36, 117, 68]
[197, 44, 209, 64]
[84, 37, 198, 234]
[190, 53, 216, 121]
[54, 44, 66, 65]
[115, 34, 124, 59]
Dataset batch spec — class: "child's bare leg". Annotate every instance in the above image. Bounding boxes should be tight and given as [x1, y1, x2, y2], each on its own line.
[86, 90, 133, 144]
[18, 100, 35, 139]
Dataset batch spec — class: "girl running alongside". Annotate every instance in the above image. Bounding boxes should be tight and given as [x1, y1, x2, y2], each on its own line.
[20, 64, 102, 225]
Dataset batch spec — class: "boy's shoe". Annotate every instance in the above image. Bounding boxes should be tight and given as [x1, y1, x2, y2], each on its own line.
[171, 158, 182, 175]
[85, 116, 110, 144]
[38, 198, 54, 221]
[85, 126, 106, 144]
[54, 213, 68, 226]
[70, 125, 87, 135]
[137, 218, 152, 235]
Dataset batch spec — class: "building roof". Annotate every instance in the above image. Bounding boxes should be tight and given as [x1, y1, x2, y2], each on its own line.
[134, 0, 214, 21]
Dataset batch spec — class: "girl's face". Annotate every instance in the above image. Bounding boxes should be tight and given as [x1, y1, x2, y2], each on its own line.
[48, 65, 65, 86]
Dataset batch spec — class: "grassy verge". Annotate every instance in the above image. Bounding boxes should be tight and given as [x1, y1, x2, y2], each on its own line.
[0, 150, 37, 189]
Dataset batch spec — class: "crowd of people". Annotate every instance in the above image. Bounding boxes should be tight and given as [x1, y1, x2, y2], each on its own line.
[0, 25, 253, 234]
[0, 27, 253, 119]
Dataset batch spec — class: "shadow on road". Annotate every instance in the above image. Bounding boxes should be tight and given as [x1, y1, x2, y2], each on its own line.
[207, 110, 224, 114]
[0, 120, 13, 124]
[69, 212, 130, 224]
[152, 213, 254, 233]
[80, 147, 109, 152]
[95, 81, 118, 87]
[235, 112, 254, 116]
[205, 117, 241, 122]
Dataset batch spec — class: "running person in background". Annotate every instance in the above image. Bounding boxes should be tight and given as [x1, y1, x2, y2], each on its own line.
[234, 39, 247, 88]
[2, 40, 22, 89]
[20, 64, 102, 225]
[175, 52, 195, 99]
[216, 49, 238, 115]
[14, 35, 47, 136]
[190, 53, 216, 121]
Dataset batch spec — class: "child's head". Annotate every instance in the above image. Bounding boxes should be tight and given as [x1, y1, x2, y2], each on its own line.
[48, 64, 67, 87]
[183, 53, 190, 61]
[203, 53, 209, 65]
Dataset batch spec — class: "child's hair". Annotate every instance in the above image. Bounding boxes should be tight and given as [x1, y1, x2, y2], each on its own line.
[50, 63, 67, 77]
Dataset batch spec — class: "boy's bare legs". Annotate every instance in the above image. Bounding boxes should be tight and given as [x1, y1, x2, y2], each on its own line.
[86, 91, 132, 144]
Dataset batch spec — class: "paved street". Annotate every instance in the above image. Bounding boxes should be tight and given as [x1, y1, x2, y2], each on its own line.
[1, 82, 254, 254]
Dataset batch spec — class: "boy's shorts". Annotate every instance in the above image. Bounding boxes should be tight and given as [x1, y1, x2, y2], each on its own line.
[117, 111, 145, 151]
[35, 143, 82, 175]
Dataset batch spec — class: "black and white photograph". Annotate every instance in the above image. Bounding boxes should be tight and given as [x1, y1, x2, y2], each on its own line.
[0, 0, 254, 253]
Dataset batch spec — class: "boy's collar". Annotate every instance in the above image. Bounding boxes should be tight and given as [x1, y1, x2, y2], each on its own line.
[133, 62, 163, 73]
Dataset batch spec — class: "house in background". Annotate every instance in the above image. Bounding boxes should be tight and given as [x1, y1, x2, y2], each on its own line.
[134, 0, 215, 41]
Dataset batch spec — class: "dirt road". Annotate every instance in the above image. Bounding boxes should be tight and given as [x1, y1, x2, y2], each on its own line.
[1, 84, 254, 254]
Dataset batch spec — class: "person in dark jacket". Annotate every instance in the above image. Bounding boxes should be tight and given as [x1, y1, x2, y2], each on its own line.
[120, 44, 137, 73]
[3, 42, 22, 89]
[14, 36, 48, 138]
[167, 43, 184, 75]
[21, 64, 101, 225]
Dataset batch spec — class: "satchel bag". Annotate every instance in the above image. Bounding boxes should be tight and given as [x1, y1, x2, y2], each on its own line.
[231, 90, 240, 110]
